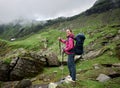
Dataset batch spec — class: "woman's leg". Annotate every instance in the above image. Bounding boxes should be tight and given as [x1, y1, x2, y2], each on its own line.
[67, 54, 76, 81]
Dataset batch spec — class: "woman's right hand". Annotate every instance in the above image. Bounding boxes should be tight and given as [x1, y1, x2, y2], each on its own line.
[58, 37, 61, 40]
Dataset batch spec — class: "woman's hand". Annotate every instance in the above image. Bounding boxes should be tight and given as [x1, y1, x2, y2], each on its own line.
[58, 37, 61, 40]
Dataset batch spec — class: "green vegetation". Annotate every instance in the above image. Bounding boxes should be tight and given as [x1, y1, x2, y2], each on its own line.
[0, 0, 120, 87]
[3, 57, 12, 64]
[32, 52, 120, 88]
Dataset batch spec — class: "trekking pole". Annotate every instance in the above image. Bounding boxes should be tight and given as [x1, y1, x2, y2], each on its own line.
[59, 41, 64, 80]
[60, 51, 64, 80]
[59, 41, 61, 55]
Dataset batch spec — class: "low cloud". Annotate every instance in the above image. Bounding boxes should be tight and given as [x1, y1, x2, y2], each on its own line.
[0, 0, 96, 24]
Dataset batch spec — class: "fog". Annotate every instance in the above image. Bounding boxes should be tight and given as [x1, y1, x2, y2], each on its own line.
[0, 0, 96, 24]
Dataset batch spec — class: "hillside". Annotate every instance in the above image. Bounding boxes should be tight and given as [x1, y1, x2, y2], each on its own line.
[0, 0, 120, 40]
[0, 0, 120, 88]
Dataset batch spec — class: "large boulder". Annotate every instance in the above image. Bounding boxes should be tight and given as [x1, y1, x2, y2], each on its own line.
[45, 52, 60, 66]
[10, 57, 44, 81]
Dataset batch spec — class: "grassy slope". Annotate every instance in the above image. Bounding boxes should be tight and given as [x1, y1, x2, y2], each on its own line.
[0, 8, 120, 88]
[6, 24, 119, 88]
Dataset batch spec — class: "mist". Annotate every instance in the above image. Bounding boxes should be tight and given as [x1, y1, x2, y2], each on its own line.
[0, 0, 96, 24]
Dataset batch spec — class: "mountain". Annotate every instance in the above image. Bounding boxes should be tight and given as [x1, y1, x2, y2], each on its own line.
[85, 0, 120, 15]
[0, 0, 120, 88]
[0, 0, 120, 40]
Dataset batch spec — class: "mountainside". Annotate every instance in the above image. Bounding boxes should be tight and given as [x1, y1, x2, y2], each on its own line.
[0, 0, 120, 40]
[0, 0, 120, 88]
[85, 0, 120, 15]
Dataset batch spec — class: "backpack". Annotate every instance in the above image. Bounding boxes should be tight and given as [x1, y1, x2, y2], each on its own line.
[73, 33, 86, 55]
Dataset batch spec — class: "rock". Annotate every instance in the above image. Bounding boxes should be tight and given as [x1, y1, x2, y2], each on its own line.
[46, 52, 60, 66]
[48, 82, 58, 88]
[93, 64, 100, 69]
[1, 81, 19, 88]
[31, 77, 37, 82]
[118, 30, 120, 34]
[14, 79, 32, 88]
[31, 84, 48, 88]
[0, 61, 9, 81]
[113, 63, 120, 67]
[83, 47, 110, 59]
[39, 74, 45, 80]
[10, 57, 44, 81]
[96, 74, 111, 82]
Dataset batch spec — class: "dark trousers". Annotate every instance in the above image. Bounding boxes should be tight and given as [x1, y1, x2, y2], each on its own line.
[67, 54, 76, 81]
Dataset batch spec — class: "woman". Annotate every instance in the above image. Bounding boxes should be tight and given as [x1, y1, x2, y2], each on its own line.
[58, 29, 76, 82]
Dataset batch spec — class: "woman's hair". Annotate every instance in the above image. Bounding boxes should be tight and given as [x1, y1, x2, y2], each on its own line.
[67, 28, 72, 32]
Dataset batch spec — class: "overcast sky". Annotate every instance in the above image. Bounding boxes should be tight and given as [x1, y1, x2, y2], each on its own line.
[0, 0, 96, 24]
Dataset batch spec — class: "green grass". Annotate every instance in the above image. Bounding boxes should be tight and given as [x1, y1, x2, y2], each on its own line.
[8, 29, 65, 51]
[104, 77, 120, 88]
[3, 57, 12, 64]
[32, 52, 120, 87]
[0, 20, 120, 88]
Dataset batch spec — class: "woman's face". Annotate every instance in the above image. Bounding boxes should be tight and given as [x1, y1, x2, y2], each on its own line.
[66, 29, 71, 36]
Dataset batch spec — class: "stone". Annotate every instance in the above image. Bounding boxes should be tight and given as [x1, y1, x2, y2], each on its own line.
[48, 82, 58, 88]
[1, 81, 19, 88]
[14, 79, 32, 88]
[93, 64, 100, 69]
[96, 74, 111, 82]
[83, 47, 110, 59]
[46, 52, 60, 66]
[10, 57, 44, 81]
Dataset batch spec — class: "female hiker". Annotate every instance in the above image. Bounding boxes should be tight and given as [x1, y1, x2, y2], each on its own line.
[58, 29, 76, 82]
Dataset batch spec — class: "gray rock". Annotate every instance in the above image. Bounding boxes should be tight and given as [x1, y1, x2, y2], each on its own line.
[46, 52, 60, 66]
[48, 82, 58, 88]
[83, 47, 110, 59]
[14, 79, 32, 88]
[1, 81, 19, 88]
[10, 57, 44, 81]
[93, 64, 100, 69]
[96, 74, 111, 82]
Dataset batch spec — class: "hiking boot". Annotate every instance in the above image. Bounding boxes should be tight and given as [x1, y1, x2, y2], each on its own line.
[64, 76, 72, 83]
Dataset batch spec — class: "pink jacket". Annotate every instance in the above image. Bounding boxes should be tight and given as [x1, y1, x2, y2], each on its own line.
[59, 34, 74, 54]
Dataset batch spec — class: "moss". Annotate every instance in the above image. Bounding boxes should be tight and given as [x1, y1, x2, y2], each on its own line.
[3, 58, 12, 64]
